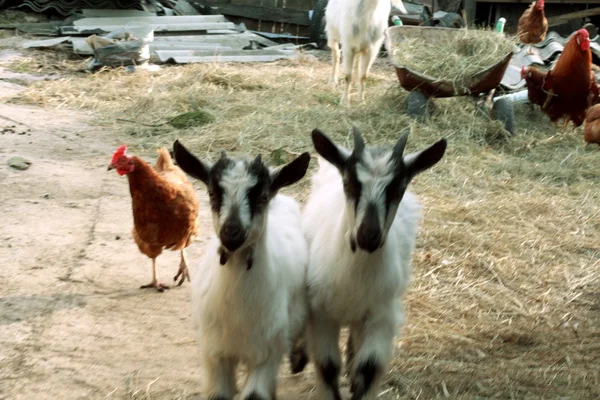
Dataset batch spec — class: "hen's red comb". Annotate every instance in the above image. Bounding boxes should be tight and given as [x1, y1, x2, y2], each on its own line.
[578, 28, 590, 39]
[111, 145, 127, 164]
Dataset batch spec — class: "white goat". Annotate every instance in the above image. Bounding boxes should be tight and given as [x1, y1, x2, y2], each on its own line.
[303, 127, 446, 400]
[173, 140, 311, 400]
[325, 0, 407, 105]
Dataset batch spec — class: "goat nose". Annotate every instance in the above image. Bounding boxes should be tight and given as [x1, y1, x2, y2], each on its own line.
[222, 224, 241, 238]
[220, 222, 245, 252]
[356, 224, 382, 253]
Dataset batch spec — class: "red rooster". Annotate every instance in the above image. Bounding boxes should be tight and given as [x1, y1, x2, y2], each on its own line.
[108, 145, 200, 292]
[517, 0, 548, 55]
[524, 29, 599, 128]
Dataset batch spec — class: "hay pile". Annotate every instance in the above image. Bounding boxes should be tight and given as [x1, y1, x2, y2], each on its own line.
[8, 47, 600, 399]
[393, 29, 516, 87]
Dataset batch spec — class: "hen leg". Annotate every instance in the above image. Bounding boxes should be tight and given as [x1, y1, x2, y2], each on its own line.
[140, 258, 170, 292]
[173, 249, 191, 286]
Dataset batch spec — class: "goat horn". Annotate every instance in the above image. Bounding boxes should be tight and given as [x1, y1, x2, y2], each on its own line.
[392, 130, 410, 159]
[351, 125, 365, 156]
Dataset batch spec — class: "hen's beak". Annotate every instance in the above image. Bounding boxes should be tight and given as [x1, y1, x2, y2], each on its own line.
[107, 164, 115, 171]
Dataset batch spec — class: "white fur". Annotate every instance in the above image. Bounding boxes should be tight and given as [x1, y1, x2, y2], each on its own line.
[193, 194, 308, 399]
[325, 0, 407, 105]
[303, 156, 421, 400]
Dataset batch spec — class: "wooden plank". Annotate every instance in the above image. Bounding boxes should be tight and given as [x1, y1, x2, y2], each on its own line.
[204, 3, 310, 24]
[155, 48, 295, 63]
[73, 15, 228, 27]
[464, 0, 476, 25]
[547, 7, 600, 27]
[80, 9, 157, 17]
[61, 22, 236, 35]
[283, 0, 315, 11]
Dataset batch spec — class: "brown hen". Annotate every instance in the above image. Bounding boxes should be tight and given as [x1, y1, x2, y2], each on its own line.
[108, 145, 200, 292]
[584, 104, 600, 145]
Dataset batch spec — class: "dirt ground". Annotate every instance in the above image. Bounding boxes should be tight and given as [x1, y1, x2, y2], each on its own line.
[0, 49, 346, 400]
[0, 95, 323, 400]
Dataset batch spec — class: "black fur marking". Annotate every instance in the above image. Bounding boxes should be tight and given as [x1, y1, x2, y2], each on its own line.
[384, 171, 407, 216]
[246, 167, 270, 219]
[208, 396, 230, 400]
[356, 202, 382, 253]
[342, 157, 362, 213]
[207, 156, 234, 214]
[319, 359, 342, 400]
[289, 346, 309, 374]
[350, 358, 380, 400]
[218, 246, 228, 265]
[244, 393, 267, 400]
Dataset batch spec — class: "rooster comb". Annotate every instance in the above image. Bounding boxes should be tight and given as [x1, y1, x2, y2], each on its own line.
[111, 145, 128, 164]
[577, 28, 590, 38]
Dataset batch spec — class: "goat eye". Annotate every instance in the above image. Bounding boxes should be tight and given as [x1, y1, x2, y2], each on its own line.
[260, 193, 269, 203]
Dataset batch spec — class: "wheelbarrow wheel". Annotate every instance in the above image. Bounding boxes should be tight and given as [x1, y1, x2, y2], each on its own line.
[310, 0, 329, 49]
[407, 90, 433, 120]
[492, 98, 516, 135]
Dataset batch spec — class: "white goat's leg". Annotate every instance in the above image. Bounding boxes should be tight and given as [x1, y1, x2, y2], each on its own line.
[341, 49, 356, 106]
[358, 39, 383, 103]
[352, 50, 361, 92]
[328, 39, 341, 86]
[309, 316, 342, 400]
[202, 355, 237, 400]
[358, 48, 372, 103]
[240, 354, 282, 400]
[349, 313, 400, 400]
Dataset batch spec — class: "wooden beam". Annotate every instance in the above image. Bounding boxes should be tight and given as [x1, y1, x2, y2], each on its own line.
[205, 3, 310, 25]
[547, 7, 600, 27]
[464, 0, 477, 25]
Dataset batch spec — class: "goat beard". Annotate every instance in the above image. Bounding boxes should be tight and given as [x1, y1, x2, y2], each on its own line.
[218, 245, 255, 270]
[345, 230, 357, 253]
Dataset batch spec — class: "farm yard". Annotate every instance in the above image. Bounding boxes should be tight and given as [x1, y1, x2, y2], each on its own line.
[1, 6, 600, 400]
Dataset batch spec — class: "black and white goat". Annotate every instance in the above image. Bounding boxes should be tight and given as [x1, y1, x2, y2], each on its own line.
[303, 127, 446, 400]
[173, 140, 311, 400]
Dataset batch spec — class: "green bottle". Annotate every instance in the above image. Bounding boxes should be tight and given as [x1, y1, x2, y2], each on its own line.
[392, 15, 403, 26]
[495, 17, 506, 33]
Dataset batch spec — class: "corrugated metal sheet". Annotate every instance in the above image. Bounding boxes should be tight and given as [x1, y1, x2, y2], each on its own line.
[21, 14, 298, 65]
[17, 0, 151, 17]
[500, 30, 600, 90]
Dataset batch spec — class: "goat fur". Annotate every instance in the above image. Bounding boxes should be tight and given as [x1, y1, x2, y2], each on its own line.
[303, 156, 421, 400]
[192, 194, 308, 399]
[325, 0, 407, 105]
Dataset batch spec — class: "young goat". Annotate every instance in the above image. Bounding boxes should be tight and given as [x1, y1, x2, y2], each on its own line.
[303, 127, 446, 400]
[325, 0, 407, 105]
[173, 140, 311, 400]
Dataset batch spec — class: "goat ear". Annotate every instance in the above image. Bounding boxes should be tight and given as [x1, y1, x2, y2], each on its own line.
[311, 129, 347, 170]
[172, 139, 212, 185]
[403, 138, 447, 181]
[271, 152, 311, 193]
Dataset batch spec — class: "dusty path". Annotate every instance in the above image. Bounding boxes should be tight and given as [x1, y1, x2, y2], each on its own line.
[0, 101, 321, 399]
